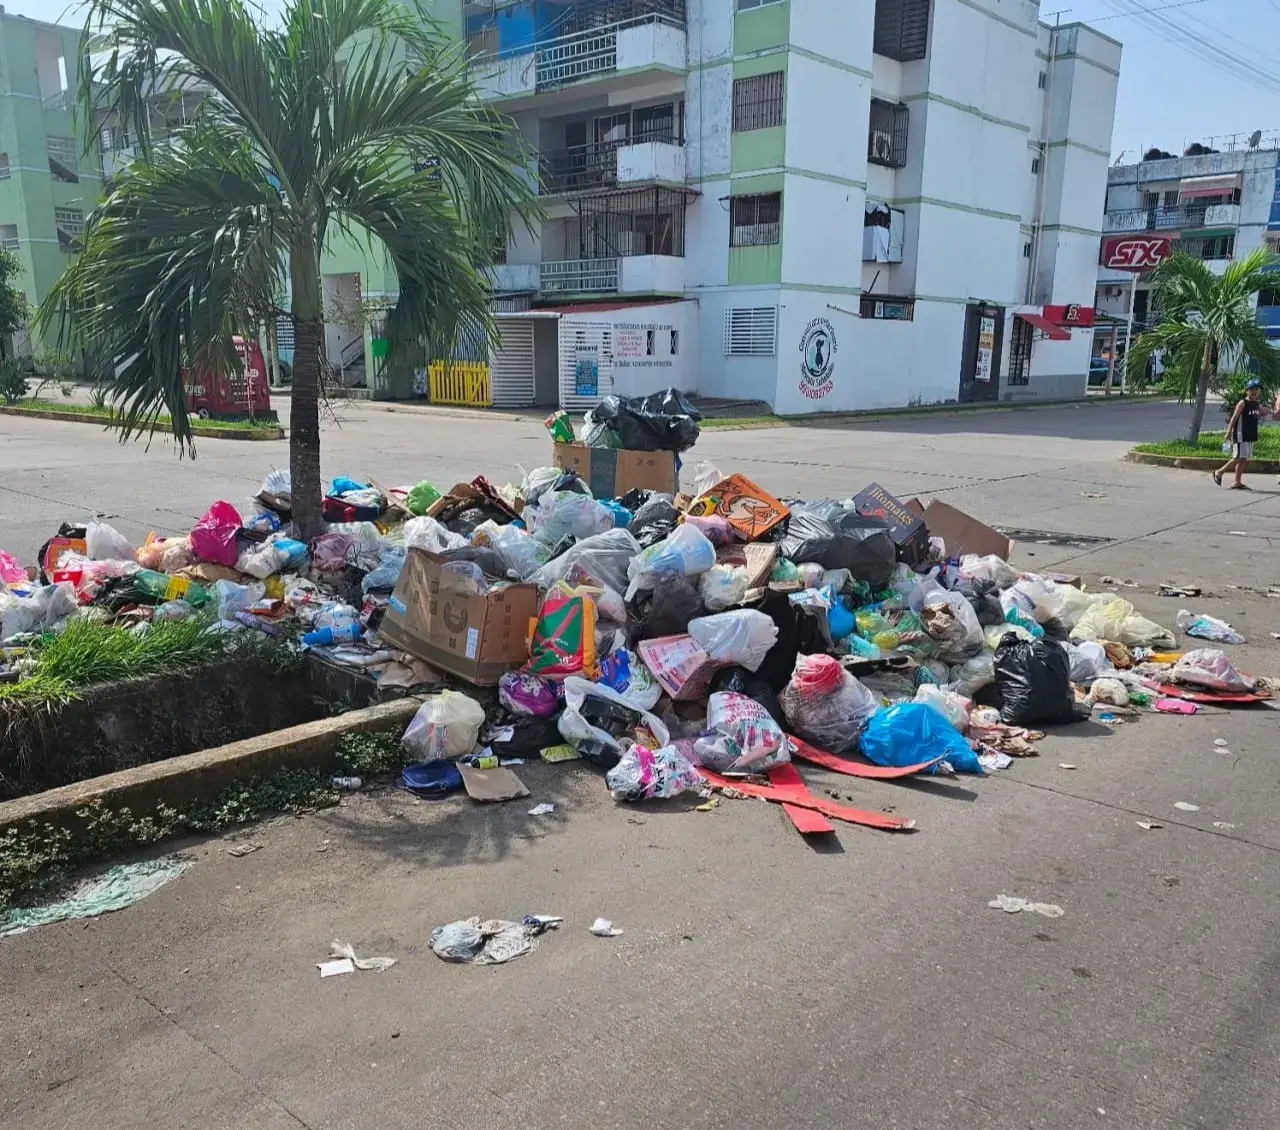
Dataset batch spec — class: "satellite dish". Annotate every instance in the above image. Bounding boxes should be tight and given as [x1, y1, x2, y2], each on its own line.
[1250, 130, 1263, 150]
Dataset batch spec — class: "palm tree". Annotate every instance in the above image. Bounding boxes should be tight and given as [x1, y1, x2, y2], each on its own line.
[38, 0, 537, 538]
[1127, 247, 1280, 443]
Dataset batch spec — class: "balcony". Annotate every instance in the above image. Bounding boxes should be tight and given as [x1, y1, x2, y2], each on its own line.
[1104, 203, 1242, 235]
[483, 263, 540, 294]
[540, 137, 685, 194]
[539, 255, 684, 296]
[0, 236, 19, 252]
[468, 0, 687, 104]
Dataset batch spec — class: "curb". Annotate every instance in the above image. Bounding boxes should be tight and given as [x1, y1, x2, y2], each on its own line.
[0, 697, 421, 835]
[0, 405, 285, 441]
[1126, 450, 1280, 473]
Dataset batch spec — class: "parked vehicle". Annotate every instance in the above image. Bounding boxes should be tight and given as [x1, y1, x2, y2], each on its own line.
[184, 336, 277, 421]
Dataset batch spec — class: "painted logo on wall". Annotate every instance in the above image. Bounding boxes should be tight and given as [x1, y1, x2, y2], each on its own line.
[798, 317, 837, 400]
[1101, 235, 1173, 271]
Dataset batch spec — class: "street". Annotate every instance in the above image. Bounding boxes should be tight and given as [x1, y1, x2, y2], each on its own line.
[3, 397, 1280, 1129]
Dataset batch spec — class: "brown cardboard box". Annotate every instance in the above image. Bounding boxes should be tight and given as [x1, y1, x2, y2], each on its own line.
[551, 443, 678, 497]
[380, 549, 539, 685]
[905, 498, 1013, 561]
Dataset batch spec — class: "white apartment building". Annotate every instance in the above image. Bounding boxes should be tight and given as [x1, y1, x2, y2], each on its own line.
[1096, 145, 1280, 359]
[442, 0, 1122, 412]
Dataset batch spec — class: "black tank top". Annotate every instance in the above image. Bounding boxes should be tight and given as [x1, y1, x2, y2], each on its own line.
[1236, 400, 1260, 443]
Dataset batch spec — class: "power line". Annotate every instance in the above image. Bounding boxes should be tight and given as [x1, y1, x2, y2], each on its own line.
[1081, 0, 1210, 21]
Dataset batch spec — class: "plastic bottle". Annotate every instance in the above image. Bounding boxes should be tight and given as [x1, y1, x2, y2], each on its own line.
[133, 569, 212, 608]
[332, 776, 362, 790]
[302, 623, 363, 647]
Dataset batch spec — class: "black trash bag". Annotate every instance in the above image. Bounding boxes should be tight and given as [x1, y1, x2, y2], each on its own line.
[487, 717, 563, 760]
[575, 696, 645, 770]
[437, 546, 508, 577]
[754, 588, 834, 693]
[591, 392, 701, 453]
[709, 666, 785, 728]
[629, 494, 680, 549]
[636, 388, 702, 422]
[780, 506, 896, 588]
[616, 487, 653, 513]
[1040, 616, 1070, 642]
[627, 574, 706, 643]
[445, 506, 502, 537]
[993, 633, 1080, 726]
[551, 470, 591, 496]
[958, 578, 1005, 626]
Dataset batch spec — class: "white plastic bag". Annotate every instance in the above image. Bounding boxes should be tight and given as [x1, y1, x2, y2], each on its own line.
[606, 744, 705, 801]
[471, 520, 550, 581]
[919, 590, 985, 662]
[526, 492, 615, 545]
[1071, 598, 1175, 648]
[0, 581, 78, 641]
[945, 653, 996, 697]
[687, 609, 779, 673]
[1065, 640, 1110, 683]
[557, 676, 671, 764]
[1010, 578, 1067, 624]
[699, 563, 749, 612]
[958, 554, 1018, 591]
[403, 516, 469, 555]
[915, 684, 972, 732]
[85, 521, 136, 562]
[1171, 648, 1256, 692]
[401, 691, 487, 760]
[533, 528, 640, 597]
[236, 542, 290, 579]
[693, 691, 789, 774]
[625, 523, 716, 600]
[684, 460, 723, 498]
[1090, 677, 1130, 706]
[214, 579, 264, 621]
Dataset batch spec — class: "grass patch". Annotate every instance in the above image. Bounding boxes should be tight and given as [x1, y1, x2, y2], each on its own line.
[335, 731, 408, 778]
[1132, 430, 1280, 460]
[11, 398, 278, 431]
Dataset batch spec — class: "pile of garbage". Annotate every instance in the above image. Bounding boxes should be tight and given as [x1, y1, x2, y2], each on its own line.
[1, 388, 1266, 834]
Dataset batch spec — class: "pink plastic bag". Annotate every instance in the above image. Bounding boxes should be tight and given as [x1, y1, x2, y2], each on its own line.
[190, 501, 243, 567]
[0, 550, 25, 585]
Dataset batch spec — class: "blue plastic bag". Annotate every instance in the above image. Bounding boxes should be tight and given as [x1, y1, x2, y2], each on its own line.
[859, 701, 984, 775]
[826, 589, 854, 641]
[331, 476, 370, 497]
[600, 499, 633, 530]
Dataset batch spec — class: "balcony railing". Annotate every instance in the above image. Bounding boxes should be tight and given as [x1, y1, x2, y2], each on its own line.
[42, 90, 73, 111]
[1104, 203, 1241, 234]
[541, 133, 680, 193]
[0, 236, 19, 252]
[541, 258, 620, 294]
[535, 0, 685, 91]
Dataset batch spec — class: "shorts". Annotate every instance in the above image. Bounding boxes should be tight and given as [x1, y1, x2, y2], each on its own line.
[1233, 442, 1255, 461]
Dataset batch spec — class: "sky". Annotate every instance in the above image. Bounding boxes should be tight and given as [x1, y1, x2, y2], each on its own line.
[4, 0, 1277, 161]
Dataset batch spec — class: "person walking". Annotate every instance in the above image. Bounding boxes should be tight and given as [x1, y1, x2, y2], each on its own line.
[1213, 379, 1263, 489]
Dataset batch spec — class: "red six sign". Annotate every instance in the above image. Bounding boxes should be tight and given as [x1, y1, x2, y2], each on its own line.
[1101, 235, 1173, 271]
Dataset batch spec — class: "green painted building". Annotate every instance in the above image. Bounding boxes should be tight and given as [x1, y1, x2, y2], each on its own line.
[0, 10, 101, 353]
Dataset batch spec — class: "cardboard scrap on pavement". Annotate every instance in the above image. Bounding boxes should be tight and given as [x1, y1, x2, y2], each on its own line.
[905, 498, 1013, 561]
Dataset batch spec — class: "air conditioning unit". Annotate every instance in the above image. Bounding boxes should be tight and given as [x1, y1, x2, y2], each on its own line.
[871, 130, 893, 163]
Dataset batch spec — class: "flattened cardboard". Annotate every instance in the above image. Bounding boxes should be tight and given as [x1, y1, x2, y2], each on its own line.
[379, 549, 539, 684]
[696, 474, 790, 540]
[714, 541, 778, 591]
[458, 765, 531, 802]
[552, 444, 678, 497]
[905, 498, 1013, 561]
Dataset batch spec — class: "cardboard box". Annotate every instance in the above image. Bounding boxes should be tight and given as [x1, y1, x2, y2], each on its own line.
[905, 498, 1013, 561]
[380, 549, 539, 684]
[694, 474, 790, 540]
[853, 482, 930, 565]
[552, 444, 678, 498]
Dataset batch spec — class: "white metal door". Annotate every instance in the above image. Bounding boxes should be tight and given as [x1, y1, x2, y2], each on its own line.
[558, 320, 615, 410]
[489, 319, 536, 407]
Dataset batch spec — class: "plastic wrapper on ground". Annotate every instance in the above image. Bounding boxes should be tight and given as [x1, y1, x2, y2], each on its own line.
[1171, 648, 1256, 692]
[606, 744, 705, 800]
[402, 691, 486, 760]
[693, 691, 790, 774]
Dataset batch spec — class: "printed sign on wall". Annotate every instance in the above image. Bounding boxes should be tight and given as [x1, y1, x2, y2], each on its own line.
[975, 315, 996, 382]
[798, 316, 837, 400]
[614, 323, 675, 370]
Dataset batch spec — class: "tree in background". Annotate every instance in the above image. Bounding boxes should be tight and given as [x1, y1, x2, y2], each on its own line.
[0, 247, 29, 361]
[1127, 247, 1280, 443]
[38, 0, 537, 537]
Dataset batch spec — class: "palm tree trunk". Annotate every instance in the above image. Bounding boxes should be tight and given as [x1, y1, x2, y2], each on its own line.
[289, 238, 325, 541]
[1186, 340, 1214, 444]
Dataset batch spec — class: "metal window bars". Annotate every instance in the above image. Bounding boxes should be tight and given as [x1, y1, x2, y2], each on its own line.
[569, 188, 687, 258]
[730, 193, 781, 247]
[541, 258, 621, 294]
[732, 72, 784, 132]
[867, 99, 909, 168]
[541, 126, 682, 193]
[873, 0, 931, 62]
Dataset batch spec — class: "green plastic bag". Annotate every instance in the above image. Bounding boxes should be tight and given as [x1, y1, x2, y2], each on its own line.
[406, 481, 442, 516]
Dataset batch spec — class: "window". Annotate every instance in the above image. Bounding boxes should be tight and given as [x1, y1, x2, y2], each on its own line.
[1008, 317, 1034, 386]
[860, 294, 915, 321]
[54, 207, 84, 235]
[1257, 286, 1280, 308]
[670, 329, 679, 355]
[1163, 190, 1179, 207]
[634, 103, 676, 143]
[1023, 242, 1032, 258]
[724, 307, 778, 356]
[1031, 156, 1040, 175]
[1142, 191, 1159, 209]
[867, 99, 909, 168]
[737, 0, 785, 9]
[729, 193, 781, 246]
[874, 0, 931, 62]
[1037, 71, 1047, 89]
[0, 154, 9, 181]
[732, 72, 784, 132]
[1181, 234, 1235, 260]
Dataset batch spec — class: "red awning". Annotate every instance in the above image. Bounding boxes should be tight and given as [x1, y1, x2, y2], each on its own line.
[1016, 311, 1071, 341]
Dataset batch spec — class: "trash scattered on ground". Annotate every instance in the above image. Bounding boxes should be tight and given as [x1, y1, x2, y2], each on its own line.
[226, 842, 264, 857]
[1176, 610, 1245, 644]
[317, 957, 354, 977]
[1079, 491, 1107, 499]
[332, 776, 362, 791]
[527, 803, 556, 816]
[1058, 763, 1077, 770]
[1136, 821, 1162, 830]
[1099, 575, 1139, 589]
[0, 857, 191, 937]
[987, 895, 1065, 918]
[1214, 738, 1229, 747]
[590, 917, 623, 937]
[327, 939, 397, 972]
[430, 915, 561, 965]
[459, 765, 529, 803]
[1213, 821, 1237, 830]
[1159, 584, 1201, 598]
[1174, 802, 1201, 812]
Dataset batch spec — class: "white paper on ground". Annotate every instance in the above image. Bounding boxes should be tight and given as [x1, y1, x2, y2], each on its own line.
[318, 958, 355, 978]
[590, 917, 623, 937]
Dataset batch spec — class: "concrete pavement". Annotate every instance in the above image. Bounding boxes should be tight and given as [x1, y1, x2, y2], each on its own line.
[3, 397, 1280, 1129]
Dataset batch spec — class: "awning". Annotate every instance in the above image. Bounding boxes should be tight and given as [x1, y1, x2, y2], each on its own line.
[1179, 174, 1240, 200]
[1016, 311, 1071, 340]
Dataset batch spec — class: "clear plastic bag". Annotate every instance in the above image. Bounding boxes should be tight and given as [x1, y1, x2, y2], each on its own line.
[780, 654, 878, 753]
[1090, 677, 1130, 706]
[214, 579, 264, 621]
[914, 684, 972, 732]
[533, 528, 640, 597]
[1009, 578, 1067, 624]
[0, 581, 78, 641]
[1065, 640, 1109, 683]
[683, 460, 723, 497]
[957, 553, 1017, 590]
[693, 691, 790, 774]
[526, 492, 615, 545]
[1071, 598, 1176, 649]
[1171, 648, 1256, 692]
[362, 546, 407, 592]
[557, 676, 671, 769]
[699, 563, 749, 612]
[687, 609, 779, 673]
[85, 521, 136, 562]
[944, 654, 996, 696]
[625, 523, 716, 600]
[1175, 609, 1245, 644]
[606, 744, 705, 801]
[471, 520, 550, 581]
[401, 691, 487, 760]
[404, 516, 469, 555]
[918, 590, 985, 663]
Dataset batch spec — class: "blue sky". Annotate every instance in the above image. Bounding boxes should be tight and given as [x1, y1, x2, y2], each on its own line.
[5, 0, 1277, 160]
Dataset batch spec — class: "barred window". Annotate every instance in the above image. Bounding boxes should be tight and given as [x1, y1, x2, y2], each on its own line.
[732, 71, 784, 132]
[874, 0, 931, 62]
[867, 99, 909, 168]
[730, 193, 781, 247]
[724, 307, 778, 356]
[54, 207, 84, 235]
[1007, 316, 1033, 386]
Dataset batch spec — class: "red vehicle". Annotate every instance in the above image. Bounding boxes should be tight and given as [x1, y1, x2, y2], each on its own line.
[183, 336, 277, 422]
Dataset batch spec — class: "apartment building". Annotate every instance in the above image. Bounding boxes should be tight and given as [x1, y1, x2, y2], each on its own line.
[443, 0, 1121, 412]
[0, 9, 101, 352]
[1095, 144, 1280, 362]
